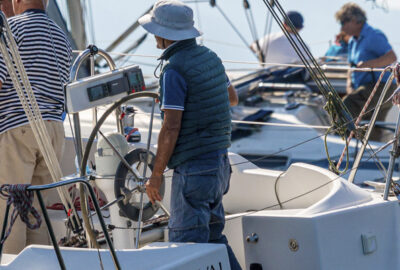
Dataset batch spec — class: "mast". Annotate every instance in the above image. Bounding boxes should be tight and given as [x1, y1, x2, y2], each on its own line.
[66, 0, 87, 50]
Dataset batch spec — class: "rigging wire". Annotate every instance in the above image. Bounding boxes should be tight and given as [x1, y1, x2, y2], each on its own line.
[262, 7, 274, 61]
[100, 138, 394, 232]
[232, 120, 330, 129]
[367, 142, 388, 178]
[247, 3, 259, 43]
[109, 33, 149, 66]
[63, 2, 400, 241]
[262, 0, 354, 124]
[210, 3, 254, 57]
[260, 0, 361, 174]
[336, 67, 393, 170]
[118, 47, 140, 67]
[242, 0, 263, 62]
[72, 89, 397, 183]
[74, 50, 390, 73]
[0, 5, 92, 255]
[243, 1, 258, 43]
[97, 135, 397, 232]
[68, 51, 395, 180]
[261, 2, 331, 97]
[68, 81, 397, 193]
[76, 74, 398, 234]
[158, 95, 396, 180]
[47, 0, 102, 258]
[67, 0, 397, 183]
[133, 111, 331, 129]
[116, 59, 157, 68]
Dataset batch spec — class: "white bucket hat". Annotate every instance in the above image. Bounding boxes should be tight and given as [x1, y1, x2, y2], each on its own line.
[138, 0, 202, 41]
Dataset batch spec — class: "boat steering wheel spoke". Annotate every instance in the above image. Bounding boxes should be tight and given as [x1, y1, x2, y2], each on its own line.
[80, 92, 164, 223]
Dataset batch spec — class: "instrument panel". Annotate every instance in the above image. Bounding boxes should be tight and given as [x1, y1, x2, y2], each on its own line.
[65, 64, 145, 113]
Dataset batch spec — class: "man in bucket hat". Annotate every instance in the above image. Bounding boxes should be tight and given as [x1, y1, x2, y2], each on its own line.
[139, 1, 241, 269]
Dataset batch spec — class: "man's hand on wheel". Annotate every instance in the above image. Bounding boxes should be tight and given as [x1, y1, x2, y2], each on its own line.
[146, 174, 163, 204]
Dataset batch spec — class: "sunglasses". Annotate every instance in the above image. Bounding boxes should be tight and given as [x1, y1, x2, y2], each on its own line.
[340, 18, 351, 26]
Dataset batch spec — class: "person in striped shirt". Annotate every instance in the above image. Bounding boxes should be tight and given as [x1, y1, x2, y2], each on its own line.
[0, 0, 72, 254]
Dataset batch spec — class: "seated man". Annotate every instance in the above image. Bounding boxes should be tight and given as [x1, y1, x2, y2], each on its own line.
[250, 11, 307, 66]
[324, 31, 350, 62]
[336, 3, 397, 141]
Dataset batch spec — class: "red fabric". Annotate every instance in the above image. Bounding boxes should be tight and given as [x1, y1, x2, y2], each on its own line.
[47, 185, 106, 211]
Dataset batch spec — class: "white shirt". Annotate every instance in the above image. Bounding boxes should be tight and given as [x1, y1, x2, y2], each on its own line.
[253, 32, 308, 66]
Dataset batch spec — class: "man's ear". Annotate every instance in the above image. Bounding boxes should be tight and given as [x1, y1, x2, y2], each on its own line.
[11, 0, 20, 8]
[12, 0, 22, 15]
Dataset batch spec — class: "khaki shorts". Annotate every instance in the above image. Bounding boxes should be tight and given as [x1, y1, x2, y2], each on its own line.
[0, 121, 64, 254]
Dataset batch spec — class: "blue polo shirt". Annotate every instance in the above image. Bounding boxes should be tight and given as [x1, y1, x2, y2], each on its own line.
[161, 70, 231, 111]
[325, 41, 348, 61]
[348, 23, 393, 89]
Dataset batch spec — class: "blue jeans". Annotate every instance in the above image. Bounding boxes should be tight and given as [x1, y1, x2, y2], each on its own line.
[169, 149, 242, 270]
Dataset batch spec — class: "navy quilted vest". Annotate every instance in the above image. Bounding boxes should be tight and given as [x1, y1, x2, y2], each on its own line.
[158, 39, 231, 168]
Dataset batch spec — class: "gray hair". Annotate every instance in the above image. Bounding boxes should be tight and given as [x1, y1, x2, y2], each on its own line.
[335, 2, 367, 24]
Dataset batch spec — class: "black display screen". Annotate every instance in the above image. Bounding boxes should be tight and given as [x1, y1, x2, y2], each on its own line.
[127, 72, 138, 86]
[126, 71, 145, 92]
[87, 84, 108, 101]
[108, 77, 128, 96]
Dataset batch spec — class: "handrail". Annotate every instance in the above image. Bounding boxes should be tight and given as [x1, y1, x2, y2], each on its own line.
[348, 72, 396, 183]
[67, 45, 118, 250]
[26, 176, 122, 270]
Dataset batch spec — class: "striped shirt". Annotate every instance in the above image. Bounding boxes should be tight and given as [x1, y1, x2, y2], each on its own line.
[0, 9, 72, 134]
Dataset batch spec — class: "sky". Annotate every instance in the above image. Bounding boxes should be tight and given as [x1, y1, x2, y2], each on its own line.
[56, 0, 400, 76]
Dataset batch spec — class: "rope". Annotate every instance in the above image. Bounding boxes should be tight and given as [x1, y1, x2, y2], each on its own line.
[159, 95, 395, 180]
[260, 0, 375, 176]
[0, 184, 42, 244]
[0, 16, 78, 229]
[366, 142, 388, 178]
[232, 120, 330, 129]
[324, 93, 350, 174]
[71, 50, 389, 73]
[86, 87, 394, 183]
[104, 135, 397, 232]
[274, 171, 285, 209]
[87, 96, 399, 234]
[262, 0, 354, 135]
[395, 64, 400, 85]
[336, 66, 394, 171]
